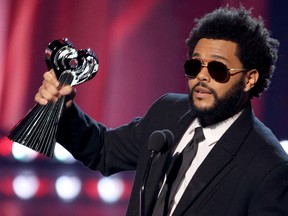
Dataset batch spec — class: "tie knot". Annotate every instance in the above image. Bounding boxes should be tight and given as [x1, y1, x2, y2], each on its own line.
[193, 127, 205, 143]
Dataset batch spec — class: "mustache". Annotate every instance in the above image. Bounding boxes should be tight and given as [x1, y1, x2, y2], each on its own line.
[190, 82, 217, 96]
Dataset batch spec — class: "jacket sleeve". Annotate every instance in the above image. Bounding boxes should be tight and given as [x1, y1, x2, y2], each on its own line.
[56, 102, 146, 176]
[56, 93, 189, 176]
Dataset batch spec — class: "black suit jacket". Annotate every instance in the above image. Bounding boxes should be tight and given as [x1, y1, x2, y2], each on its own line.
[57, 93, 288, 216]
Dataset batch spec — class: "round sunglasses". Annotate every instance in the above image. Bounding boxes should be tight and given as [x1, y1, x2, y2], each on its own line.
[184, 59, 247, 83]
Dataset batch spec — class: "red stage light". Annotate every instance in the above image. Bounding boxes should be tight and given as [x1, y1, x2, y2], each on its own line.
[0, 137, 12, 157]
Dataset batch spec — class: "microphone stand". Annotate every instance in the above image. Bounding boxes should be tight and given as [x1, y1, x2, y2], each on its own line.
[139, 129, 173, 216]
[140, 150, 157, 216]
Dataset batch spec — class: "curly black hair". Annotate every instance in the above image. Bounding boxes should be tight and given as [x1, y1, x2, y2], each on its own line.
[186, 5, 279, 98]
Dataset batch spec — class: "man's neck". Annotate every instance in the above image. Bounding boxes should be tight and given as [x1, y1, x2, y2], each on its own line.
[199, 102, 249, 127]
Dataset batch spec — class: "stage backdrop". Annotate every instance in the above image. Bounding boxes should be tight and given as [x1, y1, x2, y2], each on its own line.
[0, 0, 273, 131]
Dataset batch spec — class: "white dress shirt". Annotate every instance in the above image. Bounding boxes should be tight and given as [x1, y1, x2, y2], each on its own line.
[168, 111, 242, 215]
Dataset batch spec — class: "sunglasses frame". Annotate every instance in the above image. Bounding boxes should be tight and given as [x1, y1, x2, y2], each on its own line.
[184, 59, 247, 83]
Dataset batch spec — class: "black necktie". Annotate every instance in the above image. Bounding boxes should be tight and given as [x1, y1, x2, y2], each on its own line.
[152, 127, 205, 216]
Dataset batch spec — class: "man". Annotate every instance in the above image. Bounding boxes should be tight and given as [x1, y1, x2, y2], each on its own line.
[35, 6, 288, 216]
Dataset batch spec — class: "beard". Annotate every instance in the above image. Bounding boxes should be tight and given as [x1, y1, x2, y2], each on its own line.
[189, 78, 246, 127]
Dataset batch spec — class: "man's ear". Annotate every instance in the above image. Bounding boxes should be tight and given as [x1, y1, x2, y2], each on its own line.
[244, 69, 259, 92]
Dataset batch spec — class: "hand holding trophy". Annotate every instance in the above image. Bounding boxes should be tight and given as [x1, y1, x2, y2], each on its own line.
[8, 38, 99, 158]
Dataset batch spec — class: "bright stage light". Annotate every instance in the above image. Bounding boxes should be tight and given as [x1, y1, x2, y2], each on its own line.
[13, 172, 39, 199]
[280, 140, 288, 154]
[55, 175, 81, 201]
[12, 142, 38, 162]
[97, 177, 124, 203]
[54, 143, 76, 163]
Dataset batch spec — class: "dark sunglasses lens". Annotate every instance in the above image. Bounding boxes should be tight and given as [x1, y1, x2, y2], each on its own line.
[184, 59, 202, 78]
[207, 62, 228, 82]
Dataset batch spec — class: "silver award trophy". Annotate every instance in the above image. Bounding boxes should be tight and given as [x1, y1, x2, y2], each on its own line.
[8, 38, 99, 158]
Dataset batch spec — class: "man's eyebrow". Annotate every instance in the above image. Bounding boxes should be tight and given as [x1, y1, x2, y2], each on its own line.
[192, 53, 230, 63]
[191, 53, 200, 58]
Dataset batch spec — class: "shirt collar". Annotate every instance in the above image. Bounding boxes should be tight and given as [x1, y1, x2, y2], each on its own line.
[190, 111, 243, 146]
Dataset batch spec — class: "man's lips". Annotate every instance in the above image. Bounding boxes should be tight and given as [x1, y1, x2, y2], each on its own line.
[194, 86, 212, 94]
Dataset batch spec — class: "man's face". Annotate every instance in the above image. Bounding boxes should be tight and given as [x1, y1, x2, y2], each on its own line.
[188, 38, 248, 125]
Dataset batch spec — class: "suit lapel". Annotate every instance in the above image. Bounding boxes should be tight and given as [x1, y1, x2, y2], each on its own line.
[172, 144, 234, 215]
[172, 104, 254, 216]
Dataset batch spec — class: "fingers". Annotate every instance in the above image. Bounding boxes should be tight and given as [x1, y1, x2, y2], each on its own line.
[43, 70, 59, 87]
[34, 92, 49, 105]
[59, 85, 74, 96]
[35, 70, 75, 106]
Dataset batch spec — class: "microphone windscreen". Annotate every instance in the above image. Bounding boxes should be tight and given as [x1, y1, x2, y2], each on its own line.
[161, 129, 174, 151]
[148, 129, 174, 154]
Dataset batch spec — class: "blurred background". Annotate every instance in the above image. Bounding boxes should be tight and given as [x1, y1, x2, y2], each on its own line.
[0, 0, 287, 215]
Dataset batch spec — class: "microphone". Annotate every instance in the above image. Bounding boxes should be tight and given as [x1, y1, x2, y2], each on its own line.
[140, 129, 174, 216]
[147, 130, 173, 156]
